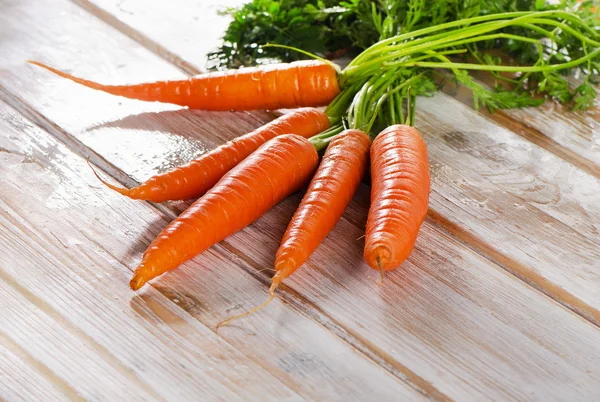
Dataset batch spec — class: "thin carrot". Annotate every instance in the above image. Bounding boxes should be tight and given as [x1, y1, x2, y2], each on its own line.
[364, 124, 430, 275]
[27, 60, 340, 111]
[93, 108, 329, 202]
[130, 134, 318, 291]
[275, 129, 370, 284]
[217, 129, 370, 327]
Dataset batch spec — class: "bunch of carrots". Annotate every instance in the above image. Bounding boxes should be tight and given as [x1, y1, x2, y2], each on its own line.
[29, 10, 600, 324]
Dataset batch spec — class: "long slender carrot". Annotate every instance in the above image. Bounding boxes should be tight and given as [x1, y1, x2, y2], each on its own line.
[364, 124, 430, 275]
[274, 129, 370, 283]
[217, 129, 370, 327]
[94, 108, 329, 202]
[27, 60, 340, 110]
[130, 134, 318, 290]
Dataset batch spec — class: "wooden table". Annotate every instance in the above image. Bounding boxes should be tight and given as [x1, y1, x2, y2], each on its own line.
[1, 1, 599, 401]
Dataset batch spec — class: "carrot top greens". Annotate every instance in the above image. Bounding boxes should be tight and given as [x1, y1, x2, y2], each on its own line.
[211, 0, 599, 111]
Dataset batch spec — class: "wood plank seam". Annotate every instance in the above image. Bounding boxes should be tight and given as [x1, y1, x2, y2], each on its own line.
[0, 91, 441, 401]
[70, 0, 197, 76]
[0, 215, 167, 402]
[0, 331, 84, 401]
[0, 185, 301, 400]
[0, 86, 142, 191]
[215, 242, 450, 402]
[445, 90, 600, 180]
[426, 208, 600, 325]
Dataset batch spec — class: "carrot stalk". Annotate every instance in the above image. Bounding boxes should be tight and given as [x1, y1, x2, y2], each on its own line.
[218, 129, 370, 327]
[92, 108, 329, 202]
[130, 134, 319, 290]
[27, 60, 340, 111]
[364, 124, 430, 272]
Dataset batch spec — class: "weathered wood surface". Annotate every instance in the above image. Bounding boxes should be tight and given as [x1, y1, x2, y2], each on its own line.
[0, 100, 424, 401]
[2, 0, 600, 400]
[0, 338, 69, 402]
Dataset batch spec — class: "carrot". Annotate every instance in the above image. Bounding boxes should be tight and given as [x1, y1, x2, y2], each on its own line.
[27, 60, 340, 111]
[364, 124, 430, 276]
[274, 129, 370, 283]
[93, 108, 329, 202]
[130, 134, 318, 290]
[217, 129, 370, 327]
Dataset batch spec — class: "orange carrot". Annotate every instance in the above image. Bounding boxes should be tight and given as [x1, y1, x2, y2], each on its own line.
[364, 124, 430, 275]
[27, 60, 340, 110]
[274, 129, 370, 284]
[94, 108, 329, 202]
[217, 129, 370, 327]
[130, 134, 318, 290]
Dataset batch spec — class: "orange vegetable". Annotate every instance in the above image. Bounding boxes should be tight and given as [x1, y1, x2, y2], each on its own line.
[130, 134, 318, 290]
[94, 108, 329, 202]
[27, 60, 340, 111]
[364, 124, 430, 275]
[274, 129, 370, 284]
[218, 129, 370, 327]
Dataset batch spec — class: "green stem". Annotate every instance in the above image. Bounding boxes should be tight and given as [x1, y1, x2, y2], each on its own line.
[402, 47, 600, 72]
[308, 124, 344, 152]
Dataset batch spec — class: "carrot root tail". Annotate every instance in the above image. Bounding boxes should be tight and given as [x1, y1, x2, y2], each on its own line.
[376, 255, 385, 286]
[216, 273, 282, 329]
[86, 157, 132, 197]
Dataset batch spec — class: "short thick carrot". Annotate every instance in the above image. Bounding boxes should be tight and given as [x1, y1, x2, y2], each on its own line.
[274, 129, 371, 286]
[130, 134, 318, 290]
[96, 108, 329, 202]
[364, 124, 430, 272]
[27, 60, 340, 111]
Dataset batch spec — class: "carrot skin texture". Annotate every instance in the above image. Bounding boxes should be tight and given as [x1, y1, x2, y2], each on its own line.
[28, 60, 340, 110]
[106, 108, 329, 202]
[364, 125, 430, 271]
[130, 134, 319, 290]
[275, 130, 371, 282]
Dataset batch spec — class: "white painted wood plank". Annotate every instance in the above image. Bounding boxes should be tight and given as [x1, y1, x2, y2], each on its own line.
[0, 102, 423, 401]
[492, 92, 600, 171]
[416, 93, 600, 322]
[72, 0, 243, 72]
[0, 277, 156, 401]
[0, 339, 71, 402]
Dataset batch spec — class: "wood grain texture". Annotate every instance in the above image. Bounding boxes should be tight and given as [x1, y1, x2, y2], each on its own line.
[499, 99, 600, 173]
[220, 188, 600, 401]
[415, 93, 600, 323]
[0, 277, 153, 401]
[0, 99, 423, 401]
[3, 0, 600, 400]
[71, 0, 243, 73]
[0, 338, 71, 402]
[443, 81, 600, 179]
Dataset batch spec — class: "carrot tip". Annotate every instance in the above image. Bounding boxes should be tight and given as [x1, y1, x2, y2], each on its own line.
[86, 158, 132, 197]
[130, 274, 147, 291]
